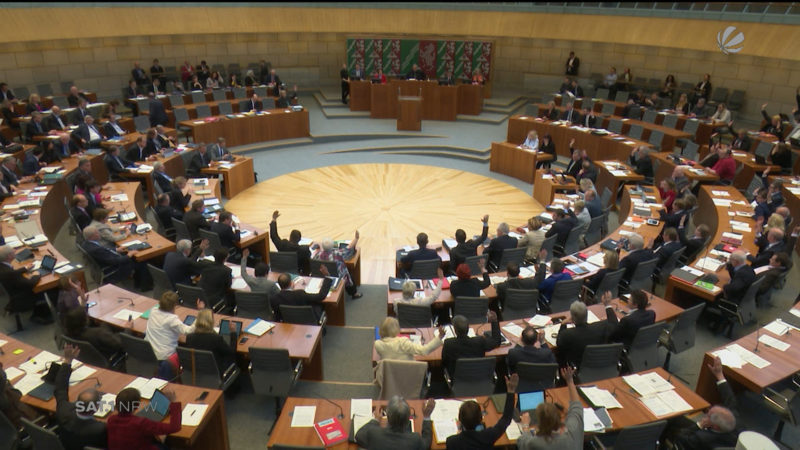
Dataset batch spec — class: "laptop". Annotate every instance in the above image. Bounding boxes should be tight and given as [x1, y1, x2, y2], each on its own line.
[28, 362, 61, 401]
[136, 388, 171, 421]
[219, 319, 242, 337]
[518, 391, 545, 414]
[38, 254, 57, 275]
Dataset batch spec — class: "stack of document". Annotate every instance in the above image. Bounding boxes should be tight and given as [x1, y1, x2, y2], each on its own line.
[502, 323, 525, 338]
[304, 278, 323, 294]
[109, 194, 129, 202]
[244, 318, 276, 336]
[123, 377, 168, 399]
[578, 386, 622, 409]
[694, 257, 725, 272]
[290, 405, 316, 427]
[584, 408, 607, 432]
[430, 399, 465, 443]
[713, 343, 770, 369]
[112, 309, 143, 321]
[351, 398, 373, 434]
[623, 372, 674, 396]
[640, 390, 693, 417]
[527, 315, 552, 327]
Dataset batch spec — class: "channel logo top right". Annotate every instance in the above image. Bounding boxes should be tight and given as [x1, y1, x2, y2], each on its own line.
[717, 26, 745, 55]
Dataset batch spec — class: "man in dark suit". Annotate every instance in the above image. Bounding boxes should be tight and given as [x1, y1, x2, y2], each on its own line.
[183, 199, 211, 241]
[545, 209, 577, 249]
[752, 188, 770, 223]
[125, 137, 153, 162]
[244, 93, 262, 112]
[351, 64, 365, 81]
[275, 89, 291, 108]
[0, 244, 50, 329]
[756, 252, 791, 305]
[80, 226, 145, 287]
[0, 156, 21, 189]
[339, 63, 350, 104]
[163, 239, 208, 288]
[405, 64, 426, 80]
[148, 94, 168, 127]
[55, 345, 108, 450]
[266, 69, 281, 87]
[210, 211, 241, 249]
[44, 106, 69, 133]
[74, 115, 105, 148]
[152, 162, 173, 194]
[565, 143, 583, 178]
[441, 312, 501, 376]
[69, 195, 92, 230]
[169, 176, 191, 211]
[186, 145, 209, 178]
[150, 59, 165, 84]
[678, 218, 709, 262]
[208, 137, 232, 162]
[67, 87, 89, 109]
[584, 189, 603, 218]
[555, 300, 609, 367]
[728, 123, 752, 152]
[154, 193, 182, 231]
[618, 233, 654, 283]
[485, 222, 517, 271]
[270, 266, 332, 321]
[581, 108, 597, 128]
[147, 77, 163, 96]
[602, 290, 655, 348]
[130, 62, 149, 85]
[103, 146, 134, 181]
[654, 227, 683, 273]
[55, 133, 80, 159]
[26, 112, 47, 142]
[507, 326, 556, 373]
[565, 51, 580, 76]
[628, 145, 653, 178]
[199, 249, 233, 310]
[399, 232, 440, 276]
[448, 214, 489, 269]
[155, 125, 176, 150]
[103, 115, 127, 138]
[356, 397, 434, 450]
[747, 228, 785, 268]
[560, 102, 580, 124]
[722, 251, 757, 305]
[22, 147, 45, 176]
[125, 80, 140, 99]
[269, 210, 312, 274]
[0, 83, 15, 102]
[495, 257, 547, 309]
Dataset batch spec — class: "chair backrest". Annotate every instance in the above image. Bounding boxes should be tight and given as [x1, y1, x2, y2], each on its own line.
[648, 130, 665, 149]
[662, 114, 679, 128]
[176, 283, 207, 309]
[498, 247, 526, 269]
[36, 83, 54, 97]
[595, 88, 609, 100]
[169, 93, 184, 106]
[641, 109, 657, 123]
[408, 258, 440, 279]
[172, 218, 191, 242]
[614, 90, 629, 102]
[397, 303, 434, 328]
[602, 102, 617, 117]
[578, 343, 623, 383]
[657, 247, 685, 285]
[584, 215, 605, 246]
[711, 86, 729, 104]
[310, 259, 338, 278]
[608, 118, 623, 133]
[218, 101, 233, 115]
[279, 305, 318, 325]
[51, 95, 69, 109]
[563, 225, 583, 255]
[173, 107, 190, 123]
[612, 419, 668, 449]
[628, 257, 659, 291]
[583, 98, 595, 112]
[269, 251, 299, 273]
[21, 418, 65, 450]
[238, 100, 250, 112]
[133, 115, 150, 133]
[595, 268, 626, 299]
[13, 86, 29, 99]
[176, 347, 222, 389]
[683, 141, 699, 160]
[119, 333, 158, 377]
[375, 359, 428, 400]
[42, 293, 64, 348]
[0, 409, 18, 450]
[61, 335, 111, 369]
[147, 263, 174, 299]
[737, 277, 764, 325]
[233, 87, 247, 99]
[682, 119, 700, 135]
[195, 104, 212, 118]
[191, 91, 206, 103]
[254, 86, 268, 98]
[626, 322, 668, 371]
[540, 235, 557, 262]
[212, 90, 227, 101]
[464, 254, 488, 276]
[234, 291, 273, 320]
[451, 356, 497, 397]
[727, 89, 745, 110]
[502, 289, 539, 320]
[549, 278, 583, 313]
[665, 303, 705, 354]
[515, 362, 559, 392]
[628, 124, 644, 140]
[248, 347, 295, 397]
[600, 187, 612, 209]
[453, 297, 489, 324]
[525, 103, 539, 117]
[198, 228, 224, 255]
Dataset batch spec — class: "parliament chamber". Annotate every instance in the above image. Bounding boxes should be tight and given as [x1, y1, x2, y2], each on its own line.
[1, 3, 800, 450]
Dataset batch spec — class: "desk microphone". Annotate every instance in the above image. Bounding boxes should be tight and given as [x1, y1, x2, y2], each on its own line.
[311, 390, 344, 419]
[118, 297, 134, 307]
[81, 376, 102, 388]
[754, 322, 762, 353]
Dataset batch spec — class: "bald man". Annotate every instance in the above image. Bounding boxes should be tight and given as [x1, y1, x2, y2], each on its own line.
[723, 250, 756, 305]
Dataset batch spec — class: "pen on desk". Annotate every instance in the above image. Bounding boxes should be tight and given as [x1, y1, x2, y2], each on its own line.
[190, 409, 196, 416]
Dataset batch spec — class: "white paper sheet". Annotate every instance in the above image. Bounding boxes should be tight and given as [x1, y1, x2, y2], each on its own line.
[578, 386, 622, 409]
[758, 334, 790, 351]
[112, 309, 143, 321]
[69, 365, 97, 383]
[433, 419, 459, 443]
[502, 323, 524, 338]
[527, 315, 552, 327]
[764, 320, 790, 336]
[290, 405, 316, 427]
[4, 366, 24, 382]
[584, 408, 606, 432]
[181, 403, 209, 426]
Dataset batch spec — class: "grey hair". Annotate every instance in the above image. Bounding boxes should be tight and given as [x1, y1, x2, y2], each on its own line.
[570, 300, 588, 326]
[321, 238, 334, 252]
[628, 233, 644, 250]
[176, 239, 192, 253]
[83, 225, 99, 240]
[401, 280, 416, 299]
[730, 250, 746, 265]
[2, 156, 15, 165]
[386, 396, 411, 432]
[497, 222, 509, 234]
[153, 161, 164, 171]
[707, 406, 736, 433]
[0, 245, 14, 261]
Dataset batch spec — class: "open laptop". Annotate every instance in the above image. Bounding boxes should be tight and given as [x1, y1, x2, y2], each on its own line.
[518, 391, 545, 415]
[38, 254, 57, 275]
[136, 388, 171, 421]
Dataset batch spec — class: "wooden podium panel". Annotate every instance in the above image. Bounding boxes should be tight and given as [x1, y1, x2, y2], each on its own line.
[457, 84, 483, 115]
[421, 83, 457, 121]
[397, 96, 421, 131]
[533, 169, 578, 206]
[490, 142, 549, 184]
[349, 80, 371, 111]
[370, 84, 396, 118]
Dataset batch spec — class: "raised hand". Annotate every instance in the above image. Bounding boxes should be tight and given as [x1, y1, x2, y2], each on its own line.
[271, 210, 280, 221]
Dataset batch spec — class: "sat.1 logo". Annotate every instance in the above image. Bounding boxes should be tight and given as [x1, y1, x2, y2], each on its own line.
[717, 26, 744, 55]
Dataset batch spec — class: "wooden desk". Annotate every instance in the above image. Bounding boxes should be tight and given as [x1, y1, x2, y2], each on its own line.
[349, 80, 372, 111]
[369, 83, 396, 119]
[457, 84, 484, 115]
[170, 98, 248, 121]
[118, 150, 184, 206]
[649, 152, 720, 185]
[361, 80, 480, 120]
[90, 284, 325, 381]
[533, 170, 578, 206]
[664, 185, 758, 304]
[769, 175, 800, 255]
[201, 156, 255, 198]
[0, 332, 230, 450]
[397, 96, 422, 131]
[489, 142, 554, 184]
[595, 161, 645, 210]
[696, 307, 800, 404]
[261, 271, 347, 327]
[178, 109, 309, 147]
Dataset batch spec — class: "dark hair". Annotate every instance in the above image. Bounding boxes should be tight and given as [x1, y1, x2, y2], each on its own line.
[454, 229, 466, 244]
[521, 325, 538, 346]
[32, 147, 43, 156]
[158, 193, 169, 204]
[630, 290, 648, 310]
[64, 307, 89, 337]
[775, 252, 791, 268]
[458, 401, 483, 431]
[663, 227, 678, 242]
[213, 248, 227, 264]
[254, 262, 269, 277]
[506, 262, 520, 277]
[218, 211, 232, 222]
[289, 230, 302, 243]
[452, 315, 469, 337]
[535, 403, 562, 437]
[455, 263, 471, 281]
[416, 232, 428, 248]
[115, 388, 141, 415]
[550, 258, 564, 273]
[92, 208, 109, 221]
[191, 199, 204, 211]
[277, 273, 292, 289]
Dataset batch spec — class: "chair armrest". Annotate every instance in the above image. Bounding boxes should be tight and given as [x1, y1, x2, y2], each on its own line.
[318, 312, 327, 328]
[293, 359, 304, 382]
[591, 435, 607, 450]
[764, 386, 789, 405]
[492, 370, 498, 384]
[762, 390, 789, 412]
[443, 368, 452, 388]
[222, 363, 238, 380]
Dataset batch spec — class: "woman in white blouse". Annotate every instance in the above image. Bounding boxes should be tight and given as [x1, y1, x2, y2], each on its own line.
[521, 130, 539, 150]
[145, 292, 204, 379]
[374, 317, 443, 361]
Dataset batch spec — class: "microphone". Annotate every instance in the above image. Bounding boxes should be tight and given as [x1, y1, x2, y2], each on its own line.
[311, 390, 344, 419]
[754, 322, 762, 353]
[80, 376, 103, 388]
[118, 297, 134, 307]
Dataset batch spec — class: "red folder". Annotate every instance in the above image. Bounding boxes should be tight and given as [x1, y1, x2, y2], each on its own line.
[314, 417, 348, 446]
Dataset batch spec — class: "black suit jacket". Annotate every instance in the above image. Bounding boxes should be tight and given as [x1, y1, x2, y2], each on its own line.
[54, 139, 79, 158]
[678, 227, 705, 261]
[44, 114, 69, 133]
[356, 418, 432, 450]
[1, 166, 19, 188]
[70, 206, 91, 230]
[605, 306, 655, 347]
[555, 321, 609, 367]
[103, 154, 132, 180]
[566, 158, 582, 178]
[22, 154, 41, 176]
[185, 332, 236, 375]
[449, 225, 489, 269]
[658, 209, 686, 231]
[748, 241, 784, 268]
[654, 240, 683, 270]
[163, 249, 206, 287]
[155, 204, 181, 230]
[485, 235, 517, 268]
[269, 221, 312, 274]
[507, 345, 556, 373]
[210, 222, 240, 248]
[0, 262, 40, 312]
[674, 380, 739, 449]
[400, 247, 440, 273]
[496, 263, 546, 307]
[148, 99, 168, 127]
[153, 171, 173, 194]
[80, 240, 133, 284]
[619, 248, 655, 282]
[75, 123, 104, 144]
[199, 263, 232, 303]
[26, 119, 46, 141]
[271, 277, 333, 321]
[183, 209, 210, 241]
[169, 187, 191, 211]
[441, 320, 501, 375]
[103, 121, 126, 138]
[55, 365, 107, 450]
[545, 215, 577, 248]
[560, 108, 580, 124]
[243, 99, 263, 112]
[582, 114, 597, 128]
[187, 152, 209, 178]
[723, 264, 757, 304]
[449, 273, 491, 299]
[544, 108, 559, 121]
[125, 145, 150, 162]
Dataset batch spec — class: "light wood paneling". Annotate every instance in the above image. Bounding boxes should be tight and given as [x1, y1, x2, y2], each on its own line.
[2, 7, 799, 60]
[223, 163, 543, 284]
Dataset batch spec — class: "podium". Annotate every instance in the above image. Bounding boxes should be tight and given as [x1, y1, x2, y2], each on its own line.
[349, 80, 371, 111]
[397, 96, 421, 131]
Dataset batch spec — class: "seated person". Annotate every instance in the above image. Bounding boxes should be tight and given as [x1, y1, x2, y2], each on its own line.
[74, 115, 105, 148]
[355, 397, 433, 450]
[521, 130, 538, 150]
[542, 101, 559, 120]
[185, 309, 236, 376]
[399, 231, 441, 277]
[689, 98, 709, 118]
[209, 211, 241, 249]
[722, 251, 757, 305]
[447, 374, 518, 449]
[186, 145, 210, 178]
[583, 249, 618, 296]
[560, 102, 580, 124]
[708, 144, 736, 184]
[517, 217, 546, 262]
[441, 312, 501, 376]
[449, 214, 489, 269]
[69, 194, 92, 231]
[22, 147, 46, 176]
[618, 233, 654, 283]
[56, 275, 87, 321]
[392, 273, 443, 314]
[654, 227, 683, 273]
[485, 222, 517, 270]
[199, 249, 233, 310]
[314, 231, 362, 298]
[183, 199, 211, 241]
[752, 187, 771, 223]
[555, 301, 609, 367]
[517, 367, 583, 449]
[507, 326, 556, 373]
[63, 307, 123, 360]
[270, 265, 333, 322]
[747, 227, 784, 268]
[659, 178, 677, 213]
[163, 239, 208, 288]
[269, 209, 312, 274]
[602, 290, 655, 348]
[538, 258, 572, 306]
[106, 387, 182, 450]
[55, 345, 108, 450]
[88, 208, 130, 248]
[374, 316, 443, 361]
[659, 198, 688, 230]
[103, 146, 136, 181]
[495, 254, 546, 309]
[756, 252, 792, 304]
[168, 176, 191, 211]
[629, 145, 653, 178]
[449, 262, 490, 299]
[154, 193, 182, 231]
[576, 159, 597, 184]
[760, 103, 785, 141]
[240, 248, 279, 295]
[545, 208, 577, 249]
[536, 134, 555, 168]
[79, 226, 134, 285]
[584, 188, 603, 218]
[678, 216, 710, 261]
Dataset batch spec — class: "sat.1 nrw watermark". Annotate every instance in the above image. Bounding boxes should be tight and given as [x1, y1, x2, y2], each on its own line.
[75, 400, 152, 415]
[717, 26, 744, 55]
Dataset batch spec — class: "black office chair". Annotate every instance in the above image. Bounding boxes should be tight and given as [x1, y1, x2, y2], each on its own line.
[445, 356, 497, 397]
[408, 258, 440, 279]
[397, 303, 434, 328]
[234, 291, 274, 320]
[248, 347, 303, 414]
[452, 297, 489, 324]
[61, 335, 125, 371]
[578, 343, 623, 383]
[280, 305, 326, 327]
[623, 322, 667, 372]
[176, 347, 240, 391]
[269, 251, 299, 273]
[514, 362, 559, 392]
[592, 419, 667, 450]
[501, 289, 539, 321]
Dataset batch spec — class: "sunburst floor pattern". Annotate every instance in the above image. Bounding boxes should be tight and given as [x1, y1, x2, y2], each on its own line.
[224, 163, 544, 284]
